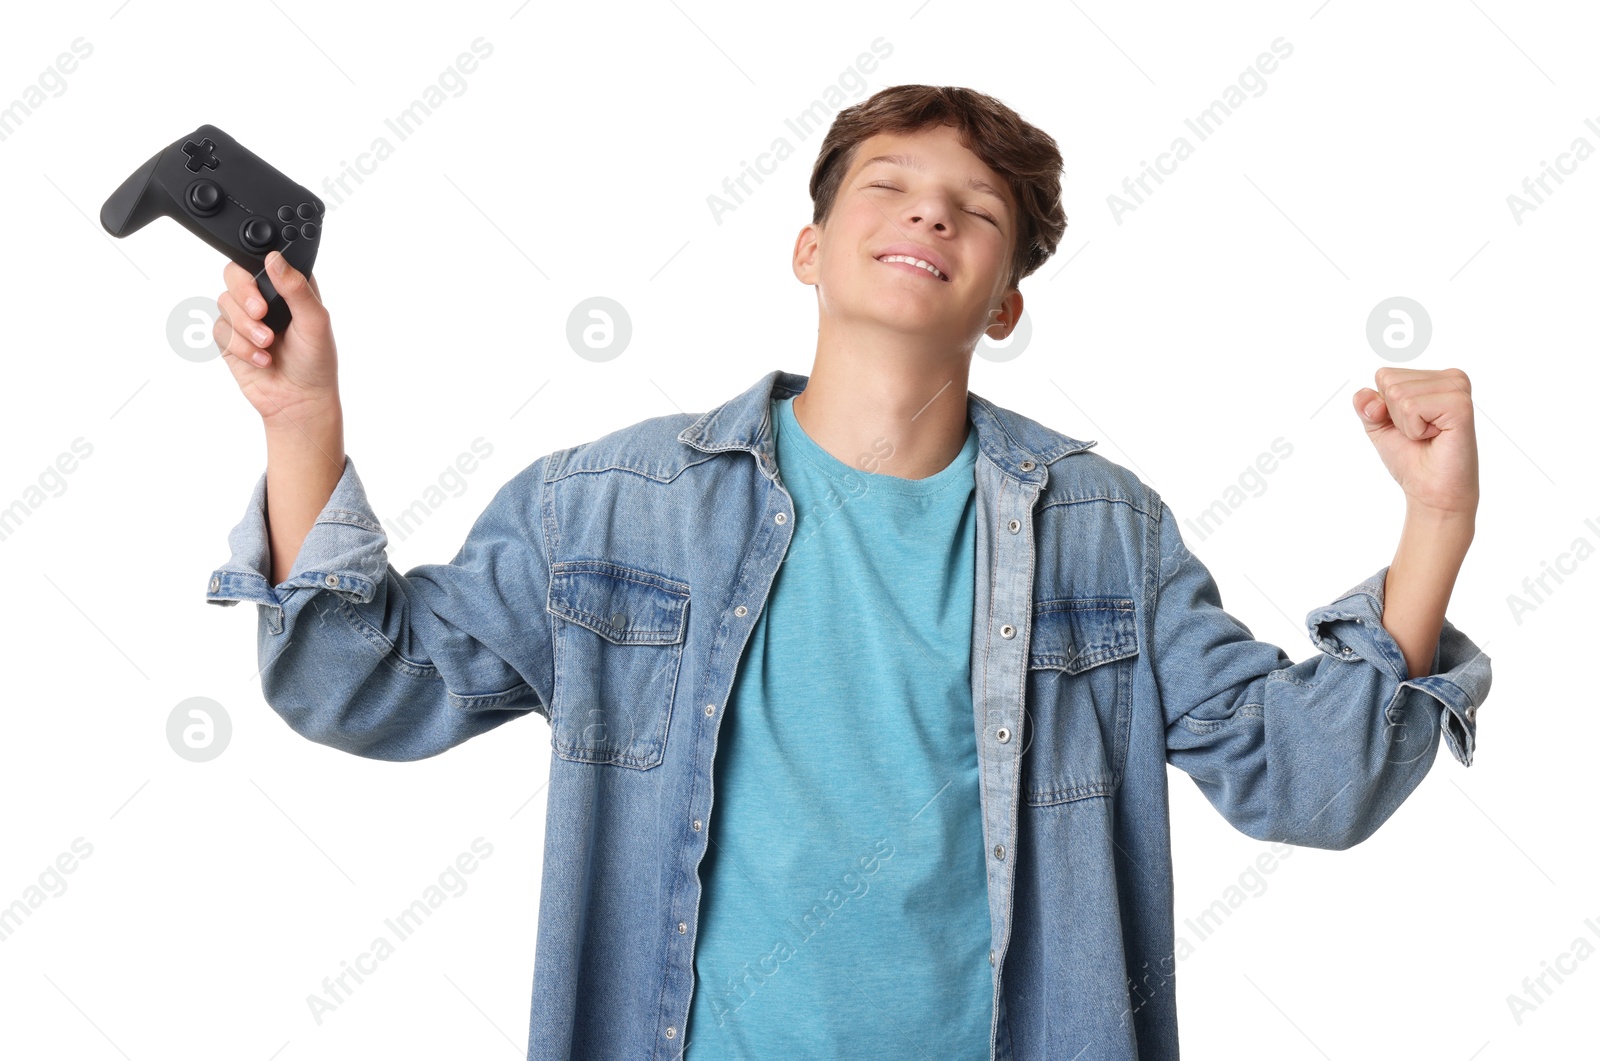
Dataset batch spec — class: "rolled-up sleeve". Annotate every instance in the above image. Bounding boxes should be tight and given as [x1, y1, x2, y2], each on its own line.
[206, 454, 555, 761]
[1154, 500, 1492, 850]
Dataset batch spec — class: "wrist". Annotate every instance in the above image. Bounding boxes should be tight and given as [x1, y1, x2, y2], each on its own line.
[262, 395, 343, 436]
[1402, 499, 1475, 535]
[262, 400, 345, 481]
[1395, 504, 1474, 582]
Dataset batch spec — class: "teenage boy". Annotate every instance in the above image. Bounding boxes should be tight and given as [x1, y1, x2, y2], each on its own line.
[207, 85, 1490, 1061]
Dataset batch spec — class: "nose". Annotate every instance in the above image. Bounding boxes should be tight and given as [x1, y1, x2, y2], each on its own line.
[905, 189, 955, 232]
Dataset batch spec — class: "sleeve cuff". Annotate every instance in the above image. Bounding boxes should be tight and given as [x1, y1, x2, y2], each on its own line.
[206, 455, 386, 632]
[1304, 564, 1492, 767]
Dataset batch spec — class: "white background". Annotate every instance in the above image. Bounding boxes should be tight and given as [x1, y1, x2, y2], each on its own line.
[1, 1, 1593, 1058]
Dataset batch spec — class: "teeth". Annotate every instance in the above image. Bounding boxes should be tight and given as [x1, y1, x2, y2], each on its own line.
[883, 252, 940, 278]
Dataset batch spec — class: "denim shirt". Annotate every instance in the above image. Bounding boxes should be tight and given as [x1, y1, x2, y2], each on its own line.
[206, 368, 1491, 1061]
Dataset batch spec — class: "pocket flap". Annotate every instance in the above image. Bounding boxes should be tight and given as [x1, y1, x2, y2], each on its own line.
[1029, 597, 1138, 673]
[547, 560, 689, 645]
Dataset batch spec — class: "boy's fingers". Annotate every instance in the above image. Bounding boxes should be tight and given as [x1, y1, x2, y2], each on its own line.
[222, 260, 252, 288]
[264, 251, 330, 337]
[224, 261, 269, 320]
[213, 291, 269, 364]
[265, 251, 320, 307]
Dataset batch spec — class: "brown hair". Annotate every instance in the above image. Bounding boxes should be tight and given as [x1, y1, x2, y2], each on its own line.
[808, 85, 1067, 292]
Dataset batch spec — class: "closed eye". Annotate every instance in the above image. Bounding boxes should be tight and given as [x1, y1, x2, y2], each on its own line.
[864, 182, 999, 226]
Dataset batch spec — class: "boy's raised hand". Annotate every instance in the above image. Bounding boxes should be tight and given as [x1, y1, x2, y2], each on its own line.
[1352, 366, 1479, 519]
[214, 250, 340, 426]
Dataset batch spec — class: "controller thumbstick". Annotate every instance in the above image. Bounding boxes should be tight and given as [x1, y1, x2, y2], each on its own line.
[188, 180, 222, 216]
[241, 217, 274, 249]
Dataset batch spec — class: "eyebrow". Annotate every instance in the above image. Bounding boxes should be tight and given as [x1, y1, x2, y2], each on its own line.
[857, 153, 1010, 210]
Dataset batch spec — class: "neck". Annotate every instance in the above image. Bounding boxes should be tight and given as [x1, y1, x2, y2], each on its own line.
[794, 317, 973, 480]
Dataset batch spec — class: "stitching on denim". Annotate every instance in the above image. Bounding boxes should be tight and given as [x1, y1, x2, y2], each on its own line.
[448, 682, 538, 711]
[552, 742, 662, 769]
[1175, 703, 1265, 734]
[548, 639, 680, 770]
[546, 448, 723, 485]
[1419, 675, 1473, 708]
[1267, 668, 1309, 688]
[314, 509, 382, 533]
[1028, 601, 1138, 673]
[1038, 493, 1157, 520]
[328, 595, 440, 676]
[551, 560, 691, 597]
[548, 565, 690, 644]
[1024, 782, 1113, 807]
[1029, 644, 1139, 672]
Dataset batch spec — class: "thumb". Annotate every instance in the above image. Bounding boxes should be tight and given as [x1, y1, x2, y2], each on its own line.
[1353, 387, 1390, 426]
[262, 250, 328, 335]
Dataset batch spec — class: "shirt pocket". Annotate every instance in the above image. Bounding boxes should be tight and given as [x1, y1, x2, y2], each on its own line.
[546, 559, 690, 770]
[1022, 596, 1139, 806]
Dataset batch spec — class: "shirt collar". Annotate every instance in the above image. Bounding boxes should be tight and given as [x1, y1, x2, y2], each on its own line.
[678, 368, 1097, 483]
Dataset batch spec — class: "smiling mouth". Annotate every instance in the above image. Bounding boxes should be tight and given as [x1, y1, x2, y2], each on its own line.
[875, 254, 949, 282]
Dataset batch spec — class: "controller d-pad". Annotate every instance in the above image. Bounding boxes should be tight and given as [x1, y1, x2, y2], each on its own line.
[182, 138, 220, 172]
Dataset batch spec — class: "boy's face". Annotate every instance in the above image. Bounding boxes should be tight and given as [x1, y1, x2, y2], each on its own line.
[794, 123, 1024, 350]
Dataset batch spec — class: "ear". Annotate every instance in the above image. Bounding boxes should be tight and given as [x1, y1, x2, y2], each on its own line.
[984, 288, 1025, 340]
[793, 222, 822, 285]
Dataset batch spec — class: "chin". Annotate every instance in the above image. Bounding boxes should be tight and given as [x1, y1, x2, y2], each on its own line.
[824, 281, 950, 329]
[869, 308, 952, 336]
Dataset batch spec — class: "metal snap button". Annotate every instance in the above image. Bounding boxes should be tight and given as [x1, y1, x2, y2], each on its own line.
[323, 573, 339, 588]
[994, 844, 1006, 860]
[1007, 519, 1020, 533]
[704, 703, 715, 716]
[209, 576, 220, 592]
[665, 1026, 676, 1039]
[1000, 624, 1015, 639]
[734, 605, 747, 617]
[692, 819, 702, 831]
[1019, 460, 1035, 471]
[775, 512, 787, 524]
[678, 921, 687, 934]
[996, 727, 1011, 743]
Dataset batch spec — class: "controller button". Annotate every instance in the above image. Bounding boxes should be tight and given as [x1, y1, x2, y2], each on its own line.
[300, 222, 318, 240]
[182, 137, 220, 172]
[241, 217, 275, 249]
[188, 180, 223, 216]
[277, 206, 295, 223]
[297, 202, 316, 220]
[282, 225, 299, 241]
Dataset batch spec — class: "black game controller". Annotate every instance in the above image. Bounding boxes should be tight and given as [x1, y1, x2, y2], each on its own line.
[101, 124, 324, 334]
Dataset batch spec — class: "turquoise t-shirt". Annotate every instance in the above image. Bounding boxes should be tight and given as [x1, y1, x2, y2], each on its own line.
[685, 395, 991, 1058]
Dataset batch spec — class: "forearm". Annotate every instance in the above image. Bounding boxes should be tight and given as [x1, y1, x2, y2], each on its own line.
[1381, 503, 1474, 679]
[263, 400, 346, 587]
